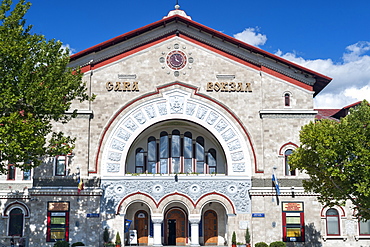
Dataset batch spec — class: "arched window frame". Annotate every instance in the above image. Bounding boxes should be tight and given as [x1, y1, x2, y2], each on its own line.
[279, 142, 298, 176]
[3, 202, 30, 237]
[283, 91, 292, 107]
[321, 206, 346, 238]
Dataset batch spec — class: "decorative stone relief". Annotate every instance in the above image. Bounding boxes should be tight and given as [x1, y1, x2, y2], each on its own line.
[107, 163, 120, 173]
[111, 139, 125, 151]
[101, 178, 251, 214]
[103, 89, 251, 174]
[169, 95, 184, 114]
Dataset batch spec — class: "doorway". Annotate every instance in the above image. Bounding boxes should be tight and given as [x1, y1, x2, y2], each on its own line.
[204, 210, 218, 245]
[165, 208, 187, 245]
[135, 210, 148, 245]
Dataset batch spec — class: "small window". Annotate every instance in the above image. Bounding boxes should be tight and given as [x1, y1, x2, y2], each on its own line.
[359, 220, 370, 235]
[9, 208, 24, 236]
[7, 165, 15, 180]
[326, 208, 340, 235]
[285, 149, 296, 176]
[285, 93, 290, 106]
[55, 156, 67, 176]
[23, 169, 31, 180]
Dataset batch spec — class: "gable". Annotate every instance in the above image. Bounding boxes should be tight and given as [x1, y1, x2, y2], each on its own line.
[69, 15, 331, 96]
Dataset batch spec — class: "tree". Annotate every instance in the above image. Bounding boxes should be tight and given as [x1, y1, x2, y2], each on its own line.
[290, 100, 370, 219]
[0, 0, 94, 173]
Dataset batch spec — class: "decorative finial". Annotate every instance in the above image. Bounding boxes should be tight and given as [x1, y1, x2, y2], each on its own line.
[175, 0, 180, 10]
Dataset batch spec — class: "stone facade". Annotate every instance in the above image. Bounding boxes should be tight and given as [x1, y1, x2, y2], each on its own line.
[1, 6, 369, 247]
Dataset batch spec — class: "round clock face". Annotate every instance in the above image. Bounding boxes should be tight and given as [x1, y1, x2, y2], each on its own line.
[167, 50, 187, 70]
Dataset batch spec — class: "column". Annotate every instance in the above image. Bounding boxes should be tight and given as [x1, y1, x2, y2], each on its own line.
[189, 218, 201, 247]
[152, 218, 163, 247]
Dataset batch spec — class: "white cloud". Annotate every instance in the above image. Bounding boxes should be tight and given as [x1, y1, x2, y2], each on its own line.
[277, 42, 370, 108]
[233, 28, 370, 108]
[233, 27, 267, 47]
[61, 44, 76, 55]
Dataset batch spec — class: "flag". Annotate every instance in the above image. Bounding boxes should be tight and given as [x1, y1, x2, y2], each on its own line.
[77, 177, 84, 194]
[272, 173, 280, 195]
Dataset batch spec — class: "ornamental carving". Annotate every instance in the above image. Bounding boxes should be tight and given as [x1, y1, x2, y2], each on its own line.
[102, 89, 251, 175]
[101, 178, 251, 214]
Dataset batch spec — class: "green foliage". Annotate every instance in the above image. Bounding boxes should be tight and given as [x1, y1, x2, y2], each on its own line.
[232, 231, 237, 244]
[269, 241, 286, 247]
[115, 232, 121, 244]
[245, 227, 251, 244]
[54, 241, 70, 247]
[290, 100, 370, 219]
[255, 242, 268, 247]
[0, 0, 94, 173]
[103, 227, 110, 243]
[71, 242, 85, 246]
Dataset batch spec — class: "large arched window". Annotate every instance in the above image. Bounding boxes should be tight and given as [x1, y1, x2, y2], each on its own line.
[128, 127, 223, 174]
[9, 208, 24, 236]
[285, 149, 295, 176]
[326, 208, 340, 236]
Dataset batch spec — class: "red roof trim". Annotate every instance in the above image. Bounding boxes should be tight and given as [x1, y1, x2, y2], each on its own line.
[71, 14, 331, 92]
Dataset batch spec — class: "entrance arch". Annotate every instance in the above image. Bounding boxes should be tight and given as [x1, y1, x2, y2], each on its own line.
[165, 208, 187, 245]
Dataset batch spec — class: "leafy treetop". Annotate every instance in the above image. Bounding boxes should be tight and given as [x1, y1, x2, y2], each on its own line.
[0, 0, 94, 173]
[290, 100, 370, 220]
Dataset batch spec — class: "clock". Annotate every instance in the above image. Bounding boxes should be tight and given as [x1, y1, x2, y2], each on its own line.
[167, 50, 187, 70]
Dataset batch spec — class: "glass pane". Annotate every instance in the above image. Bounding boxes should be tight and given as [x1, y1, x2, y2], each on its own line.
[160, 133, 168, 158]
[51, 228, 65, 240]
[196, 161, 204, 174]
[184, 134, 192, 158]
[360, 220, 370, 235]
[286, 228, 301, 237]
[286, 217, 301, 224]
[326, 209, 338, 216]
[148, 137, 156, 162]
[135, 167, 143, 173]
[208, 149, 216, 167]
[56, 156, 66, 176]
[209, 167, 216, 174]
[148, 161, 156, 174]
[195, 137, 204, 160]
[8, 166, 15, 179]
[160, 159, 168, 174]
[184, 159, 192, 173]
[23, 169, 31, 180]
[171, 134, 180, 157]
[172, 157, 180, 173]
[327, 217, 339, 235]
[51, 217, 66, 225]
[135, 149, 144, 167]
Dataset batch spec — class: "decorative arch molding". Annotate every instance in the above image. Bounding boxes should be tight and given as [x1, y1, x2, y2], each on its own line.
[3, 201, 30, 218]
[320, 205, 346, 218]
[116, 191, 236, 216]
[117, 192, 158, 215]
[97, 82, 256, 176]
[279, 142, 298, 156]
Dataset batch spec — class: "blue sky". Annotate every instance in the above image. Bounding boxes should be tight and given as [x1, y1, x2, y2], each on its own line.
[23, 0, 370, 108]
